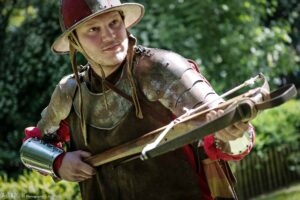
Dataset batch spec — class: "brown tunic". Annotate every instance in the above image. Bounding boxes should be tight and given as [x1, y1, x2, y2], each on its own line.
[68, 99, 202, 200]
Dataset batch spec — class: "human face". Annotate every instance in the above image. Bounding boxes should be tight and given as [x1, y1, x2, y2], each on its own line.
[76, 11, 128, 68]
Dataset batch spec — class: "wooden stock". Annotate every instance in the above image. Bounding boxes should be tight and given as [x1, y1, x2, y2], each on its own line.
[84, 113, 208, 167]
[84, 87, 270, 167]
[83, 94, 243, 167]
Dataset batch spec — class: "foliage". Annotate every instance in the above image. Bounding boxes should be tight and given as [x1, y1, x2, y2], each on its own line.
[252, 99, 300, 152]
[0, 0, 70, 174]
[287, 151, 300, 176]
[0, 170, 80, 199]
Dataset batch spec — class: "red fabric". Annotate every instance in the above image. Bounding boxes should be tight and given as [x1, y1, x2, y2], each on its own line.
[62, 0, 92, 29]
[182, 145, 213, 200]
[23, 121, 70, 146]
[52, 120, 70, 175]
[203, 124, 255, 161]
[53, 152, 66, 177]
[57, 120, 70, 142]
[23, 127, 42, 142]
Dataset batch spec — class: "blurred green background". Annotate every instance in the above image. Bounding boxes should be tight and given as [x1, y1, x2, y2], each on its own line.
[0, 0, 299, 199]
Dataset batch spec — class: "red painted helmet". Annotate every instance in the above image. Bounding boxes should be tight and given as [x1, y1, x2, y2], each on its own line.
[51, 0, 144, 54]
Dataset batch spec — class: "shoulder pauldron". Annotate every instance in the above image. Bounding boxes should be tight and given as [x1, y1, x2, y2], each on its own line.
[37, 74, 77, 135]
[134, 47, 221, 116]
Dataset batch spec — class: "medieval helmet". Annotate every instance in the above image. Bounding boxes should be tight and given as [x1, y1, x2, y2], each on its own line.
[51, 0, 144, 54]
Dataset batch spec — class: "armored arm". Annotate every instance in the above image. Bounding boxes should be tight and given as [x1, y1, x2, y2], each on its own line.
[20, 75, 76, 178]
[135, 48, 253, 158]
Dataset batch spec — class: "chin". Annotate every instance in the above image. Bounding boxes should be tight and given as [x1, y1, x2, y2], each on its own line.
[116, 51, 127, 62]
[105, 51, 127, 66]
[104, 56, 126, 67]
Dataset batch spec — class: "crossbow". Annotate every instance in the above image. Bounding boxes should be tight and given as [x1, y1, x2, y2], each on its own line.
[84, 73, 297, 167]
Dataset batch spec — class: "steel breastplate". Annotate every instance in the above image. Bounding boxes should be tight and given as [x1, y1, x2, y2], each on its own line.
[73, 69, 133, 130]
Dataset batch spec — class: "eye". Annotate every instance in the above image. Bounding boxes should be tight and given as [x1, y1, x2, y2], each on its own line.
[88, 27, 100, 33]
[110, 19, 119, 26]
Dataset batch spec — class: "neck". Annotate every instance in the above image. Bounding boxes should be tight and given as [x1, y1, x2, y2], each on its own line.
[89, 62, 122, 78]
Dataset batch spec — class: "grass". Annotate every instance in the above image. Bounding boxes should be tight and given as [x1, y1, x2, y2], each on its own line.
[253, 183, 300, 200]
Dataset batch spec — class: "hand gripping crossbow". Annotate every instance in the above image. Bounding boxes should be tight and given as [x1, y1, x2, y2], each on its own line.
[84, 73, 297, 166]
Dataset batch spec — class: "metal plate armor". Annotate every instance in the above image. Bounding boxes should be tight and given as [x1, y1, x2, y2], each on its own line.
[20, 138, 64, 178]
[73, 68, 133, 130]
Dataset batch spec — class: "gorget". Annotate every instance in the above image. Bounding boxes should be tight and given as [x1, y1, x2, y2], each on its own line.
[73, 67, 133, 130]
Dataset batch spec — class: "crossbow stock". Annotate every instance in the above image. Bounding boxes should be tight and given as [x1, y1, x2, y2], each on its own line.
[84, 73, 297, 167]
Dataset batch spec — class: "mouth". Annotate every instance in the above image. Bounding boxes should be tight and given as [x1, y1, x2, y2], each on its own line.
[102, 43, 121, 52]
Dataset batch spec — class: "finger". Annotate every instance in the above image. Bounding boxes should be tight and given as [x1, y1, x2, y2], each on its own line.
[77, 150, 92, 158]
[216, 109, 224, 116]
[72, 175, 92, 182]
[225, 125, 246, 138]
[218, 130, 237, 141]
[71, 161, 96, 177]
[64, 172, 92, 182]
[233, 122, 249, 132]
[79, 162, 97, 176]
[206, 110, 217, 121]
[75, 151, 96, 176]
[205, 112, 212, 121]
[224, 125, 240, 134]
[74, 174, 92, 181]
[216, 122, 247, 142]
[77, 176, 93, 182]
[207, 110, 224, 121]
[74, 167, 95, 179]
[215, 131, 234, 142]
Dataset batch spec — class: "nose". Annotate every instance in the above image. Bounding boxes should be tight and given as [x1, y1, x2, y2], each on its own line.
[101, 26, 116, 42]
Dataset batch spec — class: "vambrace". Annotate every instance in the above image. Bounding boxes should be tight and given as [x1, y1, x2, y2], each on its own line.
[20, 138, 64, 178]
[172, 68, 221, 112]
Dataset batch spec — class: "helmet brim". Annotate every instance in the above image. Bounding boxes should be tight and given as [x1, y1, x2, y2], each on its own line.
[51, 3, 144, 54]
